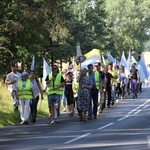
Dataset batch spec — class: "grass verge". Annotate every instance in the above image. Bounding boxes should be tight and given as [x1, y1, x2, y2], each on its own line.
[0, 85, 49, 128]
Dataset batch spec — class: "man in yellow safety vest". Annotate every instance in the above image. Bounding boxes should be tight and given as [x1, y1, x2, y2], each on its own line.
[45, 65, 65, 124]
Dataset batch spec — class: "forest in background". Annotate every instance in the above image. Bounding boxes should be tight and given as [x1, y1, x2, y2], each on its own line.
[0, 0, 149, 77]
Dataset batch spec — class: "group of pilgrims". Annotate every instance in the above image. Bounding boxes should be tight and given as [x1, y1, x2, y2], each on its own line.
[5, 60, 146, 124]
[47, 61, 143, 124]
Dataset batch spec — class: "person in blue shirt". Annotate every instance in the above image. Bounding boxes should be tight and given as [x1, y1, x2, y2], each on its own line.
[87, 64, 102, 119]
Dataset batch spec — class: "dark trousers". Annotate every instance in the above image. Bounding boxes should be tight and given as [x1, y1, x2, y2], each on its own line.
[30, 96, 39, 120]
[120, 84, 126, 97]
[139, 82, 142, 92]
[88, 89, 98, 117]
[127, 79, 131, 94]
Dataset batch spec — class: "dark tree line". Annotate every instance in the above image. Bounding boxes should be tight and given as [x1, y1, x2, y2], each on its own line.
[0, 0, 149, 77]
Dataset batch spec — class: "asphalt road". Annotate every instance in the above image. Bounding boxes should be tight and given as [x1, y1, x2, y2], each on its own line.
[0, 86, 150, 150]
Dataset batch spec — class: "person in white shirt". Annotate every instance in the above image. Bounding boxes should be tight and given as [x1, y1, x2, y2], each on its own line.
[5, 65, 21, 111]
[29, 70, 43, 123]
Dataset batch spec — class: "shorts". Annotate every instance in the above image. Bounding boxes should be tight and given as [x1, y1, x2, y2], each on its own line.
[48, 94, 61, 108]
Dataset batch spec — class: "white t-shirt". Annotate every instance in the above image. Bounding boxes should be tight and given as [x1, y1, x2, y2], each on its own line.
[5, 72, 21, 92]
[30, 79, 40, 98]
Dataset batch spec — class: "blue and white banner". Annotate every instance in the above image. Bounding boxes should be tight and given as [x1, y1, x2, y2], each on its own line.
[107, 52, 120, 65]
[136, 56, 149, 82]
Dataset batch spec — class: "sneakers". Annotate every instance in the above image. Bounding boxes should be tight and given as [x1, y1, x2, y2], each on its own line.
[67, 112, 74, 116]
[51, 120, 56, 124]
[20, 121, 28, 125]
[98, 109, 103, 115]
[51, 119, 59, 124]
[32, 118, 36, 123]
[20, 121, 24, 124]
[24, 121, 28, 125]
[111, 101, 114, 105]
[63, 108, 67, 112]
[69, 112, 74, 117]
[87, 116, 92, 120]
[116, 99, 119, 103]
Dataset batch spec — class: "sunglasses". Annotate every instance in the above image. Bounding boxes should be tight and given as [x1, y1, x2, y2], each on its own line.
[95, 65, 99, 67]
[53, 68, 57, 70]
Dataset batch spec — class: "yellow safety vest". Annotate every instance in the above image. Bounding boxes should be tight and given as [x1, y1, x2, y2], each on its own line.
[87, 71, 100, 89]
[46, 73, 63, 95]
[18, 79, 32, 100]
[109, 70, 117, 85]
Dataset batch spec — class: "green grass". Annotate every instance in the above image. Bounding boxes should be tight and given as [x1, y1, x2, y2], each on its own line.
[0, 85, 49, 128]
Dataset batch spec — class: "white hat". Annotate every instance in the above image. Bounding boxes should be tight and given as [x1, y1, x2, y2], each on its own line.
[21, 71, 28, 77]
[95, 60, 100, 63]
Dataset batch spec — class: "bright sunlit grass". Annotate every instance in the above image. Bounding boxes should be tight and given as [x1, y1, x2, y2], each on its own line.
[0, 84, 49, 128]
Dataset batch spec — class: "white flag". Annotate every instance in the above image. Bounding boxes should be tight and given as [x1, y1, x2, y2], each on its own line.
[102, 55, 106, 65]
[131, 56, 137, 64]
[30, 55, 35, 70]
[136, 56, 149, 82]
[43, 58, 52, 89]
[120, 51, 129, 76]
[127, 51, 131, 72]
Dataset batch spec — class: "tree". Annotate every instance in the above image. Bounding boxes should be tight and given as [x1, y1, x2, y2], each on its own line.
[66, 0, 111, 54]
[105, 0, 150, 56]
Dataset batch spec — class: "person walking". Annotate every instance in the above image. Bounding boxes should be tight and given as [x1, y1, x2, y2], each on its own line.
[5, 65, 21, 111]
[94, 62, 105, 114]
[108, 63, 118, 105]
[73, 70, 80, 116]
[29, 70, 43, 123]
[118, 66, 127, 99]
[130, 63, 140, 98]
[103, 65, 113, 108]
[77, 68, 92, 122]
[87, 64, 102, 119]
[61, 69, 68, 112]
[65, 72, 74, 116]
[45, 65, 65, 124]
[16, 72, 34, 124]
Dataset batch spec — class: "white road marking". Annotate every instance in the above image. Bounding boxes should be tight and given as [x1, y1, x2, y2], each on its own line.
[143, 104, 149, 109]
[127, 99, 150, 115]
[127, 109, 137, 115]
[64, 99, 150, 145]
[134, 109, 141, 115]
[64, 133, 91, 144]
[97, 123, 114, 130]
[117, 115, 129, 121]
